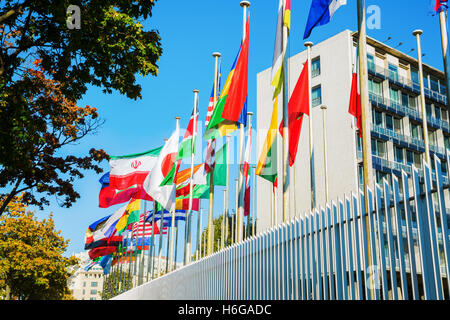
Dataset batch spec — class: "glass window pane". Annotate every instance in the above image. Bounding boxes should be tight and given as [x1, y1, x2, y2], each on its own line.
[411, 67, 419, 84]
[312, 86, 321, 107]
[406, 150, 414, 165]
[395, 146, 404, 163]
[401, 93, 409, 107]
[389, 64, 398, 81]
[374, 110, 383, 126]
[394, 117, 402, 133]
[430, 76, 439, 92]
[385, 114, 393, 130]
[390, 87, 399, 102]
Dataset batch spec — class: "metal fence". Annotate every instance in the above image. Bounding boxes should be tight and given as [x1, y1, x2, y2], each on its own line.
[113, 155, 450, 300]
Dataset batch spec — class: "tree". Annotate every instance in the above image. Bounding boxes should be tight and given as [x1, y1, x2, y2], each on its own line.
[0, 1, 163, 215]
[0, 194, 79, 300]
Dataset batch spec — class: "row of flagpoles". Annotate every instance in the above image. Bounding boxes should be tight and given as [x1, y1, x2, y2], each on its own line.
[83, 0, 450, 299]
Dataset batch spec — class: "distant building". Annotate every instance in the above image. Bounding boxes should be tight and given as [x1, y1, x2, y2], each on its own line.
[67, 252, 104, 300]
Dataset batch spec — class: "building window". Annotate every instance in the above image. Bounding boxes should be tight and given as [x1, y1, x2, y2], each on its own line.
[394, 146, 405, 164]
[408, 95, 417, 110]
[388, 63, 399, 81]
[434, 106, 441, 120]
[371, 138, 386, 158]
[423, 74, 429, 89]
[311, 57, 320, 77]
[428, 130, 437, 145]
[376, 171, 390, 185]
[394, 117, 402, 134]
[90, 290, 97, 295]
[445, 135, 450, 149]
[369, 79, 382, 96]
[389, 87, 399, 103]
[430, 75, 439, 92]
[83, 282, 86, 287]
[385, 114, 393, 130]
[367, 54, 375, 72]
[410, 122, 422, 140]
[373, 109, 383, 127]
[312, 85, 321, 107]
[411, 67, 419, 84]
[91, 282, 98, 287]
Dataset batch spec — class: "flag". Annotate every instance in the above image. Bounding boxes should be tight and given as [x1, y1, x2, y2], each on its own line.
[303, 0, 347, 39]
[132, 212, 161, 239]
[100, 254, 112, 275]
[279, 60, 310, 167]
[175, 198, 200, 211]
[204, 63, 222, 128]
[271, 0, 291, 99]
[143, 127, 180, 211]
[255, 97, 278, 183]
[204, 18, 250, 140]
[98, 172, 153, 208]
[114, 199, 141, 235]
[435, 0, 448, 12]
[146, 209, 187, 223]
[175, 163, 208, 197]
[177, 103, 199, 160]
[220, 16, 249, 123]
[349, 47, 362, 138]
[205, 139, 216, 173]
[108, 146, 162, 190]
[84, 203, 128, 250]
[88, 246, 117, 260]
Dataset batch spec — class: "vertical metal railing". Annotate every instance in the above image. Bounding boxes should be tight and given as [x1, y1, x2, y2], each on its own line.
[111, 154, 450, 300]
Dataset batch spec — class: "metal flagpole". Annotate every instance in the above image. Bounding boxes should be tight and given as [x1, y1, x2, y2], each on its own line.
[237, 0, 250, 243]
[246, 111, 253, 238]
[321, 105, 329, 203]
[304, 41, 316, 210]
[169, 117, 180, 272]
[184, 90, 199, 265]
[357, 0, 375, 299]
[138, 199, 146, 286]
[156, 138, 168, 278]
[149, 201, 156, 280]
[413, 29, 431, 165]
[196, 205, 202, 260]
[207, 52, 221, 256]
[438, 9, 450, 114]
[225, 134, 230, 245]
[174, 219, 179, 271]
[222, 189, 226, 249]
[252, 164, 256, 236]
[235, 178, 239, 243]
[165, 209, 171, 274]
[281, 0, 290, 223]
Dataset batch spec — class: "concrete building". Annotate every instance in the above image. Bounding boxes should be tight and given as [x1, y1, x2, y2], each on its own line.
[67, 252, 104, 300]
[256, 30, 449, 233]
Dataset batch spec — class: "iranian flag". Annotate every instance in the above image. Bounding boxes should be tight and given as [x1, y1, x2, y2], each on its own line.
[143, 127, 180, 211]
[348, 48, 362, 137]
[108, 146, 162, 190]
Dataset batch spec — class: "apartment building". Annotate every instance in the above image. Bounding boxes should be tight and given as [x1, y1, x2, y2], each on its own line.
[256, 29, 449, 232]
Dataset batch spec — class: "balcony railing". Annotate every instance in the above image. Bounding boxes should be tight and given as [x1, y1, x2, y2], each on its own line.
[368, 62, 448, 106]
[369, 92, 450, 133]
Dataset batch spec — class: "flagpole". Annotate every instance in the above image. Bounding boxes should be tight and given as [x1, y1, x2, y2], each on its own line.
[235, 177, 239, 242]
[246, 111, 253, 238]
[438, 9, 450, 114]
[138, 199, 146, 286]
[357, 0, 374, 299]
[237, 0, 250, 243]
[304, 41, 316, 210]
[251, 164, 256, 236]
[221, 189, 226, 249]
[149, 201, 156, 280]
[184, 89, 199, 266]
[169, 117, 181, 271]
[196, 205, 202, 260]
[281, 0, 290, 223]
[413, 29, 431, 165]
[157, 139, 168, 278]
[320, 105, 329, 203]
[207, 52, 221, 256]
[225, 134, 230, 245]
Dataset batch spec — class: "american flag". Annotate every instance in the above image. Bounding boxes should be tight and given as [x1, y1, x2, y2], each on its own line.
[131, 213, 167, 237]
[204, 62, 221, 128]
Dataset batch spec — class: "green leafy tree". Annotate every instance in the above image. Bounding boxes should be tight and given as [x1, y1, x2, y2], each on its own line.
[0, 0, 163, 215]
[0, 194, 79, 300]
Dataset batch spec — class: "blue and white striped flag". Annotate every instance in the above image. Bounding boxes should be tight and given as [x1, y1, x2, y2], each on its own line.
[303, 0, 346, 39]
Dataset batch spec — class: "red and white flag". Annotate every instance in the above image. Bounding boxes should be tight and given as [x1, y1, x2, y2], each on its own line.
[349, 48, 362, 137]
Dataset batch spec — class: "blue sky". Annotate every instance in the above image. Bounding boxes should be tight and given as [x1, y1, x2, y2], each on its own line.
[27, 0, 446, 259]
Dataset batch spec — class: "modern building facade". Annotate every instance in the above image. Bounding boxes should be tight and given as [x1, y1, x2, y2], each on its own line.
[256, 29, 449, 233]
